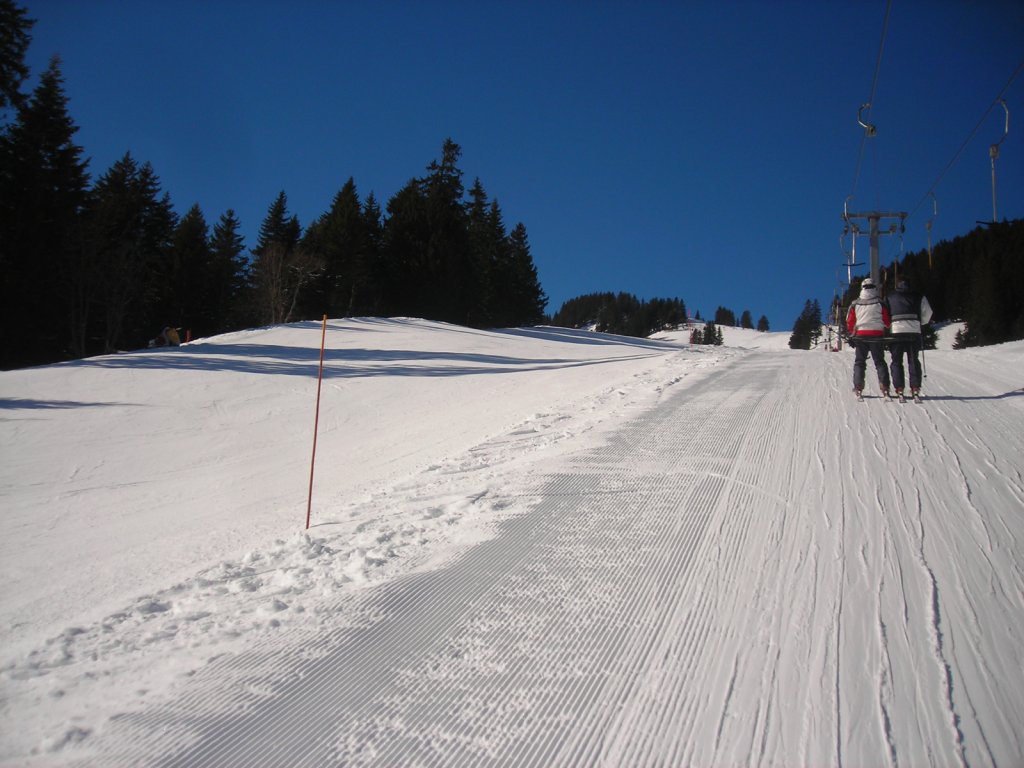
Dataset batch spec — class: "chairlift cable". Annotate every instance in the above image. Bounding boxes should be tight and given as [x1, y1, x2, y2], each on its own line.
[907, 57, 1024, 222]
[866, 0, 892, 118]
[926, 193, 937, 267]
[848, 0, 893, 201]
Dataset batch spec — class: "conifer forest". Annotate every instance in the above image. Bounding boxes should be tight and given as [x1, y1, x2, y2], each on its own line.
[1, 5, 550, 368]
[2, 1, 1021, 370]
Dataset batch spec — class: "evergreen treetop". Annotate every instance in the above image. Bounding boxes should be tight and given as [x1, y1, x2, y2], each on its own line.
[788, 299, 822, 350]
[0, 54, 89, 366]
[0, 0, 34, 113]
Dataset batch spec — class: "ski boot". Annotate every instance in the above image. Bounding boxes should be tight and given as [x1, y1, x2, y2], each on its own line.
[895, 388, 906, 404]
[911, 388, 922, 404]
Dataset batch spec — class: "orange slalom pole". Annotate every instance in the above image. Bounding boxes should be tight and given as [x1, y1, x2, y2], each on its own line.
[306, 315, 328, 530]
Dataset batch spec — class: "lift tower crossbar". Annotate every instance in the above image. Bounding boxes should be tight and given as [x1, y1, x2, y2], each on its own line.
[841, 210, 906, 286]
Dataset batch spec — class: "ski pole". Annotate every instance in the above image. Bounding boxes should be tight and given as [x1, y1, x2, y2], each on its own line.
[920, 329, 927, 379]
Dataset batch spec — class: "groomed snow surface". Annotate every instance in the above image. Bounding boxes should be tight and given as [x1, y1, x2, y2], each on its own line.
[2, 318, 1022, 767]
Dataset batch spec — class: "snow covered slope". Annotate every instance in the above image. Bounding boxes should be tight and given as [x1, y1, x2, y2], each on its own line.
[1, 319, 1022, 766]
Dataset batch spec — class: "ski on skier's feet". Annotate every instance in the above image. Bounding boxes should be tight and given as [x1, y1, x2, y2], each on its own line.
[854, 388, 864, 402]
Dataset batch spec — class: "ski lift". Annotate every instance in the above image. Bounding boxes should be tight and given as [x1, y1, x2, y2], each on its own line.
[883, 216, 906, 293]
[841, 235, 864, 287]
[831, 269, 848, 351]
[841, 198, 864, 287]
[987, 99, 1010, 224]
[858, 103, 877, 137]
[840, 227, 851, 263]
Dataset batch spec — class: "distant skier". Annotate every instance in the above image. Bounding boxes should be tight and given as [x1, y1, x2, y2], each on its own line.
[148, 326, 180, 348]
[846, 277, 891, 399]
[887, 279, 933, 402]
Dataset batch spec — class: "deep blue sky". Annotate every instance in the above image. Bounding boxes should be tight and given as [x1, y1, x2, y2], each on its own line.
[19, 0, 1024, 330]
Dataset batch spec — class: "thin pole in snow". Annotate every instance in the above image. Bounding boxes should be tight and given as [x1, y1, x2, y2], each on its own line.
[920, 328, 927, 380]
[306, 315, 328, 530]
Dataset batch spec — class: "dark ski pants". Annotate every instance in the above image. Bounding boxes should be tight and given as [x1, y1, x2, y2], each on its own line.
[889, 338, 923, 390]
[852, 340, 890, 391]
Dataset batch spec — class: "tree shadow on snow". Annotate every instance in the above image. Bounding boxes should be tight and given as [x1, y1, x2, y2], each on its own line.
[496, 326, 678, 350]
[0, 398, 137, 410]
[65, 343, 662, 379]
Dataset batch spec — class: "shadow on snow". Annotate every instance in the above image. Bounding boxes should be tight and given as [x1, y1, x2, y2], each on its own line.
[64, 344, 663, 379]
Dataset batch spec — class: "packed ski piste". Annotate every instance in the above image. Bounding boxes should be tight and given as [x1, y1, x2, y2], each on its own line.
[2, 318, 1023, 766]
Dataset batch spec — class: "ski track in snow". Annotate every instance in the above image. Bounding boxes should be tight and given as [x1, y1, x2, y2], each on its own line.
[3, 330, 1024, 767]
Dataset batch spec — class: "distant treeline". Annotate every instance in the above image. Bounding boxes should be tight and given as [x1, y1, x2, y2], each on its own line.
[837, 218, 1024, 348]
[0, 12, 546, 369]
[551, 293, 686, 337]
[550, 292, 769, 339]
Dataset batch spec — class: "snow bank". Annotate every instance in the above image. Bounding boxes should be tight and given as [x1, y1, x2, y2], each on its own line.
[2, 318, 1021, 766]
[1, 320, 712, 651]
[1, 319, 738, 759]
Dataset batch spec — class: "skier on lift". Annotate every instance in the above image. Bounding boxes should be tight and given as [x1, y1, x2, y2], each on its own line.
[887, 278, 933, 402]
[846, 277, 891, 400]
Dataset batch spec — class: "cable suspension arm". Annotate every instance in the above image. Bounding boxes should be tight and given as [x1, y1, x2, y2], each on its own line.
[908, 57, 1024, 222]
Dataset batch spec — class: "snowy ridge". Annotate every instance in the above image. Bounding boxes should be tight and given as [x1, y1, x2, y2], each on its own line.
[2, 319, 1023, 766]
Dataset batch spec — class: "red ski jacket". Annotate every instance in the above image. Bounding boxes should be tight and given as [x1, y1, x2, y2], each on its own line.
[846, 289, 891, 339]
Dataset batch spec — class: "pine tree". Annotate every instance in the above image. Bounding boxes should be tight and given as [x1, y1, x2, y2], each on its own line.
[381, 139, 474, 324]
[958, 221, 1024, 346]
[740, 309, 754, 329]
[788, 326, 805, 350]
[421, 138, 472, 324]
[87, 154, 177, 352]
[505, 222, 547, 326]
[757, 314, 770, 332]
[0, 55, 89, 366]
[167, 204, 211, 339]
[810, 300, 822, 346]
[465, 178, 499, 326]
[702, 320, 722, 346]
[0, 0, 33, 114]
[207, 209, 247, 334]
[302, 177, 372, 318]
[380, 179, 428, 317]
[360, 192, 384, 315]
[250, 191, 319, 325]
[788, 299, 822, 350]
[255, 191, 300, 254]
